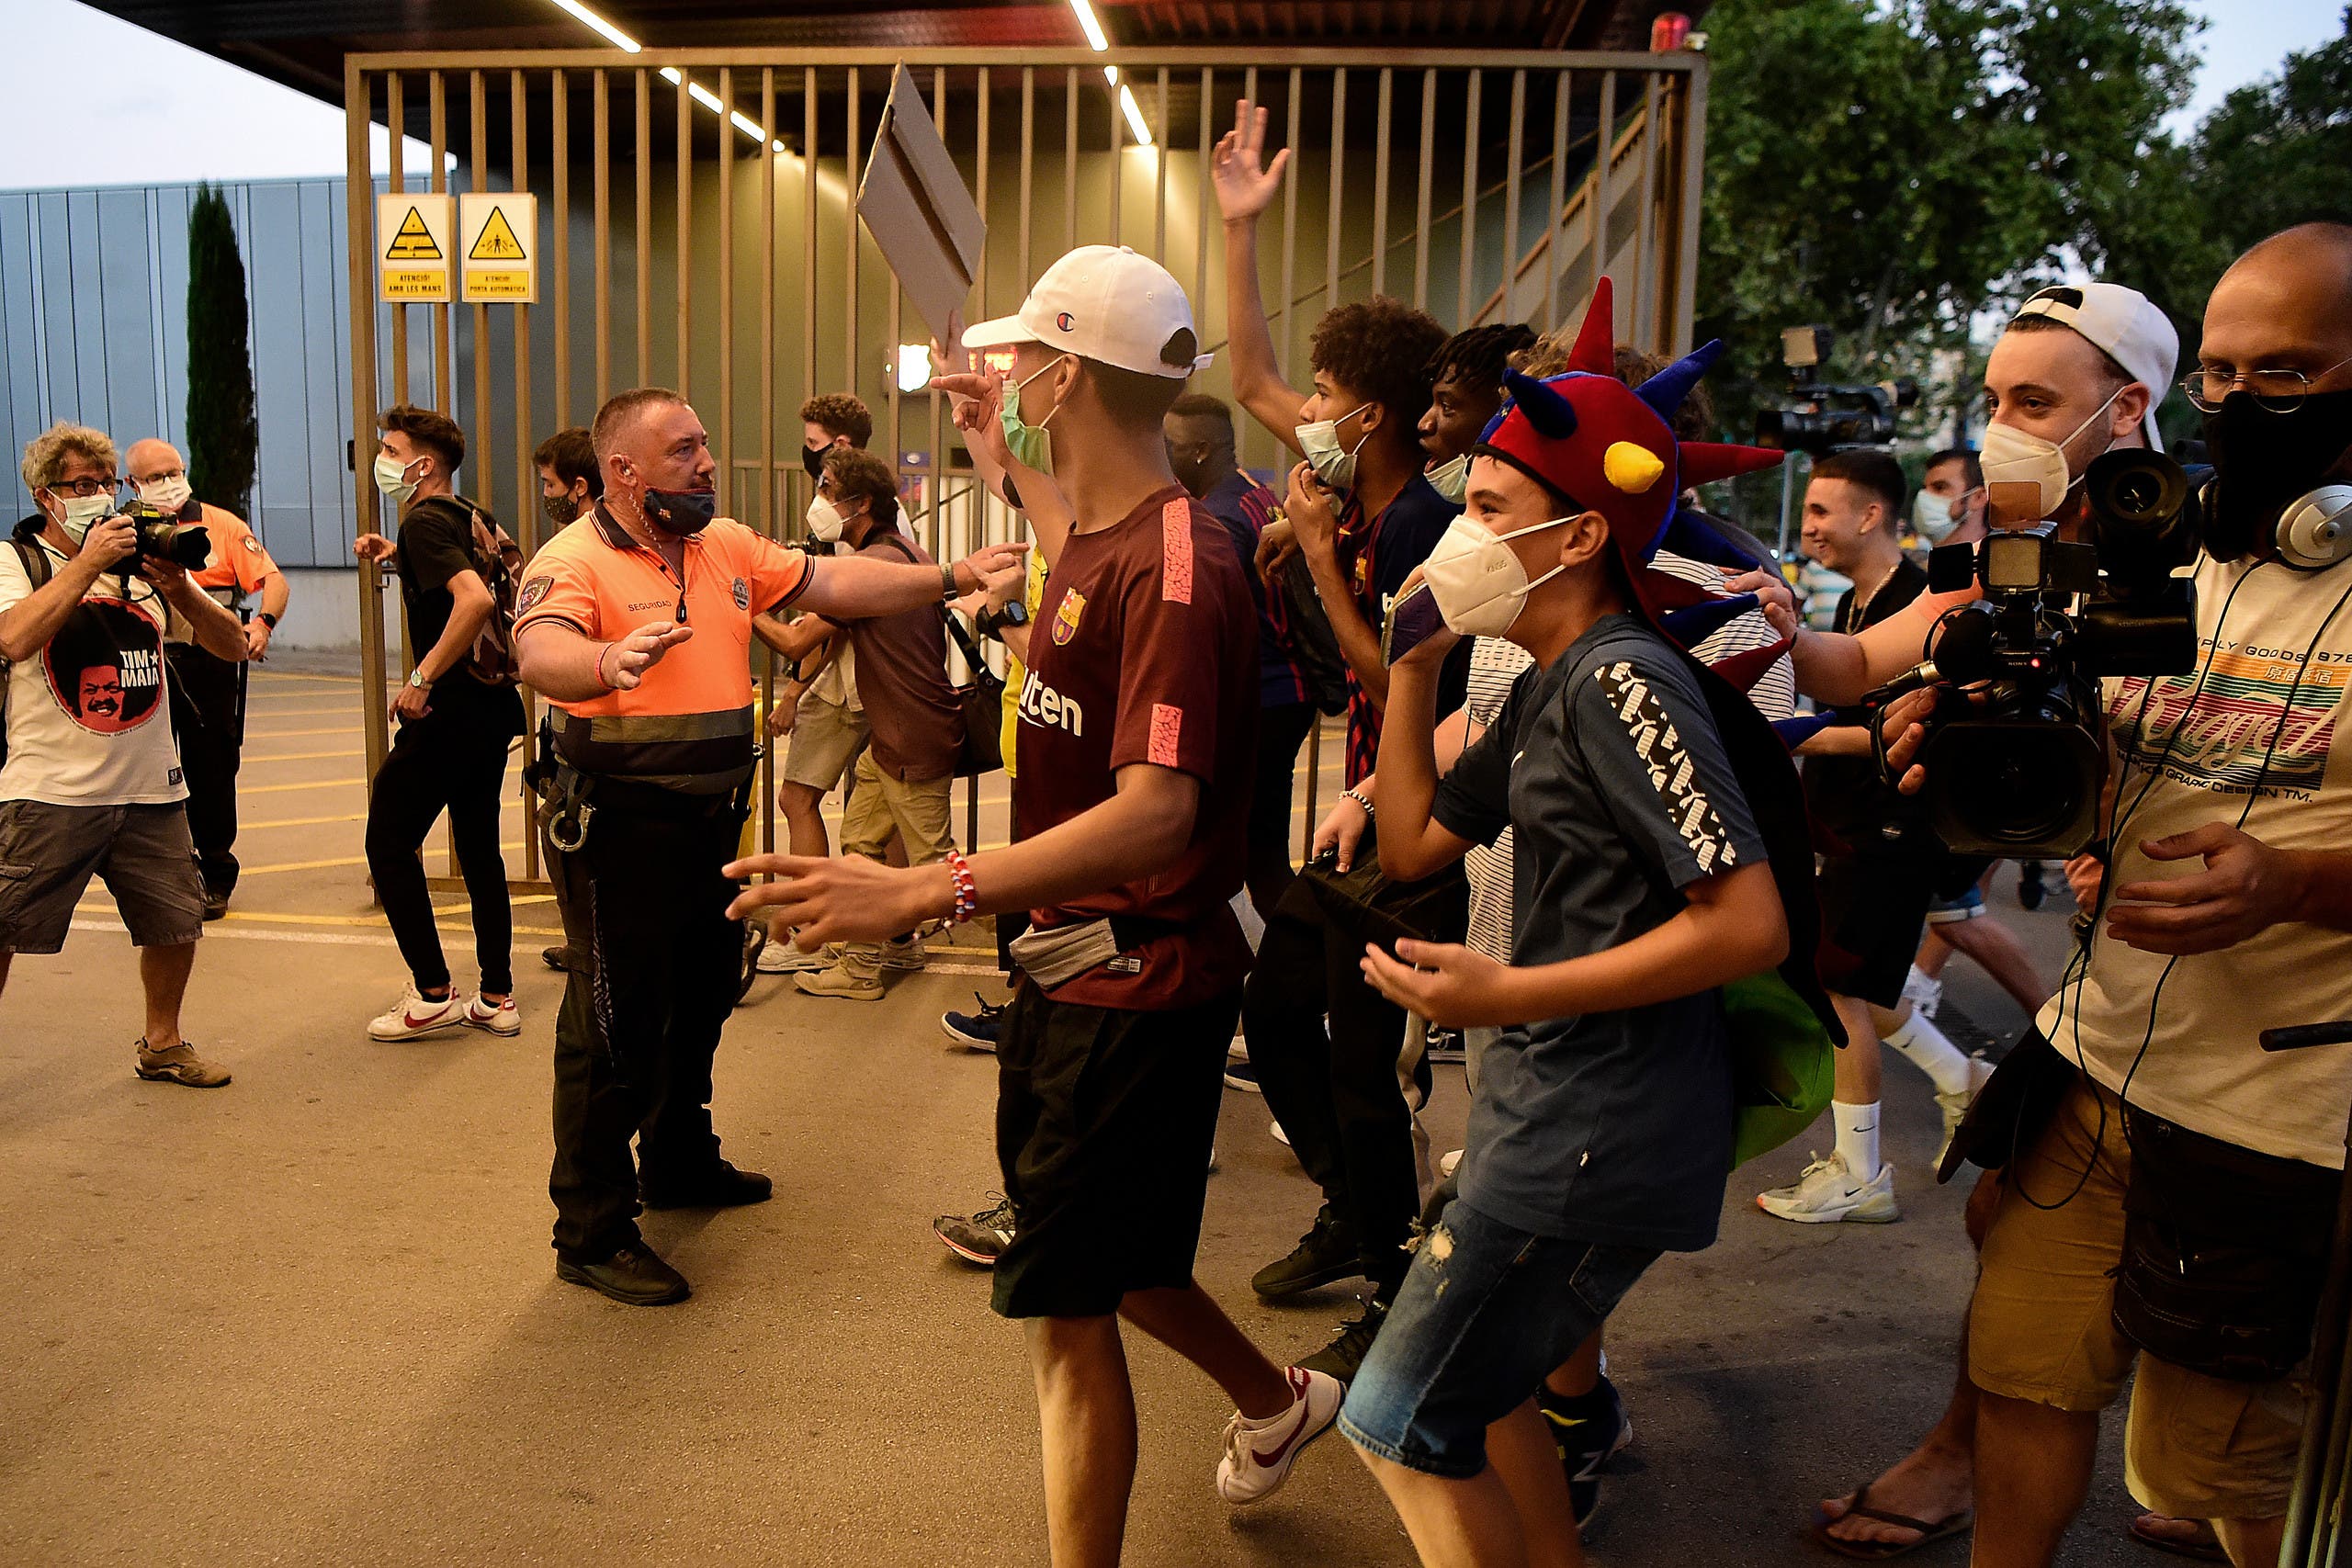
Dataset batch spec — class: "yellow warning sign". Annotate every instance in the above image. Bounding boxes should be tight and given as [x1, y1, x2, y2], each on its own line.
[468, 207, 525, 262]
[459, 192, 537, 303]
[387, 207, 442, 260]
[376, 192, 453, 303]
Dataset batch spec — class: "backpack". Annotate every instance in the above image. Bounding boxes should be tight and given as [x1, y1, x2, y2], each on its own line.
[0, 526, 51, 772]
[418, 495, 525, 687]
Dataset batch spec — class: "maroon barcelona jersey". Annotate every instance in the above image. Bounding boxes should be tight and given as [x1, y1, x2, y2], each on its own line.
[1013, 484, 1258, 1009]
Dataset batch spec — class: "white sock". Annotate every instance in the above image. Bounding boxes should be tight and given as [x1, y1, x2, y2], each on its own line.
[1883, 1012, 1973, 1096]
[1833, 1100, 1881, 1179]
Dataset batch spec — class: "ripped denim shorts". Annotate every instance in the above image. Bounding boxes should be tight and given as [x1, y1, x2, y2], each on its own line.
[1337, 1195, 1659, 1478]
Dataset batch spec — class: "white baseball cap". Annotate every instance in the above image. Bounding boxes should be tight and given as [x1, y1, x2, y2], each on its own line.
[2009, 281, 2179, 452]
[963, 244, 1211, 380]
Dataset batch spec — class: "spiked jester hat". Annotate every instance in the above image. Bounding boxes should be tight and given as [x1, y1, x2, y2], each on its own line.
[1476, 277, 1794, 704]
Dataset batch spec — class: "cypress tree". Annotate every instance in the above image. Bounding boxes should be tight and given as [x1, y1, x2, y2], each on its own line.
[185, 184, 257, 520]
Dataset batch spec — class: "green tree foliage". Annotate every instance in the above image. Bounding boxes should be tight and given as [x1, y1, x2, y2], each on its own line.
[185, 183, 258, 521]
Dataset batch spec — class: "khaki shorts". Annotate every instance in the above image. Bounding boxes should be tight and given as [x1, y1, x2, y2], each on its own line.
[839, 751, 954, 866]
[780, 694, 867, 794]
[0, 800, 206, 953]
[1969, 1077, 2308, 1520]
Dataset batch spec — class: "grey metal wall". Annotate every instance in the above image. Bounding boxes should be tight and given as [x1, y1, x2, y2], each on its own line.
[0, 175, 428, 570]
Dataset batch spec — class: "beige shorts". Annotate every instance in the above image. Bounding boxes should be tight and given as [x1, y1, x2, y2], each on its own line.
[780, 694, 867, 794]
[1968, 1077, 2309, 1520]
[839, 751, 954, 866]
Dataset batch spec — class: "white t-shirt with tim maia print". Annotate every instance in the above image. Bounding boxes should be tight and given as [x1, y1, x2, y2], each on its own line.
[2038, 551, 2352, 1168]
[0, 535, 187, 807]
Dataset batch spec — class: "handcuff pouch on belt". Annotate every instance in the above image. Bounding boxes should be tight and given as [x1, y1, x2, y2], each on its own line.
[526, 719, 596, 853]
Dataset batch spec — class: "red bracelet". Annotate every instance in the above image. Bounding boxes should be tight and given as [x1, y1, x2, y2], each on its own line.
[594, 641, 618, 691]
[944, 848, 978, 924]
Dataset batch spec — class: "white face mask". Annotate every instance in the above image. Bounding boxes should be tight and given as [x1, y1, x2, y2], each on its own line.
[805, 494, 855, 544]
[1912, 486, 1968, 546]
[1296, 402, 1372, 491]
[1979, 386, 2123, 523]
[138, 475, 193, 513]
[373, 451, 424, 512]
[1425, 453, 1471, 504]
[1420, 511, 1576, 637]
[51, 491, 115, 545]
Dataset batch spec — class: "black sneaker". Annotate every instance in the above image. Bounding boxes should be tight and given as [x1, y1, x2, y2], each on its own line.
[1250, 1203, 1363, 1298]
[1538, 1375, 1632, 1526]
[541, 944, 573, 972]
[201, 888, 231, 922]
[941, 994, 1005, 1052]
[934, 1193, 1016, 1266]
[1424, 1027, 1465, 1065]
[556, 1244, 691, 1305]
[1298, 1296, 1389, 1383]
[640, 1161, 774, 1210]
[1223, 1060, 1262, 1094]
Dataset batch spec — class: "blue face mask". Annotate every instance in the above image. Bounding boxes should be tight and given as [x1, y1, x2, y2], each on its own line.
[643, 487, 718, 536]
[1001, 356, 1070, 474]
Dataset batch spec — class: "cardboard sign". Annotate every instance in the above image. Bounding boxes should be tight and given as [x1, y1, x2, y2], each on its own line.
[856, 65, 986, 344]
[459, 192, 538, 302]
[377, 193, 453, 303]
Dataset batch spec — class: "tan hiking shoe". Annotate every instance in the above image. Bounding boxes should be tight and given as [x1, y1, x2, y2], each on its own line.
[135, 1039, 232, 1088]
[794, 960, 885, 1001]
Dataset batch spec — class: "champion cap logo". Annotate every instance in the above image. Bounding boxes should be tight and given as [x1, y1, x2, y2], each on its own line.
[1056, 311, 1076, 332]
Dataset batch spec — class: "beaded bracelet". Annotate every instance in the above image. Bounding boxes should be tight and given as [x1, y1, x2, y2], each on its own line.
[1344, 786, 1375, 817]
[944, 847, 978, 924]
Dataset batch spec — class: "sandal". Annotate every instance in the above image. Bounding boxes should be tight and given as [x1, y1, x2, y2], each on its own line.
[2127, 1514, 2227, 1562]
[1811, 1481, 1973, 1561]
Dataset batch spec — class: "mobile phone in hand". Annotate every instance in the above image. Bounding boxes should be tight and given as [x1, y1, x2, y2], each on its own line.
[1383, 583, 1447, 665]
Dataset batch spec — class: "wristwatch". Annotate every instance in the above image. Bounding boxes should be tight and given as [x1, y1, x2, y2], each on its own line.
[978, 600, 1030, 641]
[257, 611, 279, 630]
[407, 668, 429, 690]
[940, 561, 960, 600]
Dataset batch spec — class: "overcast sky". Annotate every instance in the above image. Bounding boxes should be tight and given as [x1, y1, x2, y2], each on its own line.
[0, 0, 2337, 188]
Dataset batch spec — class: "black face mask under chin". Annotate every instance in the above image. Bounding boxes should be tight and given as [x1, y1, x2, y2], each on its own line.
[2200, 387, 2352, 561]
[641, 487, 718, 536]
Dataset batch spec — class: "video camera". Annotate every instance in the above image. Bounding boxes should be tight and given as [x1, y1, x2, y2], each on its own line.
[1754, 326, 1920, 457]
[112, 502, 210, 570]
[1874, 448, 2203, 858]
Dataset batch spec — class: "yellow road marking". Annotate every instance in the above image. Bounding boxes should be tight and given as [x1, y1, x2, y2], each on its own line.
[243, 813, 369, 829]
[239, 840, 526, 877]
[240, 726, 362, 739]
[241, 778, 363, 795]
[242, 748, 363, 762]
[73, 902, 564, 937]
[249, 672, 363, 686]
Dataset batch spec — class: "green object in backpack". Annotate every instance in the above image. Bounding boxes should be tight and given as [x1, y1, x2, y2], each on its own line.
[1722, 967, 1838, 1168]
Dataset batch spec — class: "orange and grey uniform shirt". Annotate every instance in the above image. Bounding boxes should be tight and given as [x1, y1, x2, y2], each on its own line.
[164, 502, 277, 643]
[514, 503, 812, 795]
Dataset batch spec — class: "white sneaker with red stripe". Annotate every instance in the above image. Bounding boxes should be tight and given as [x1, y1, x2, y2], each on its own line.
[1216, 1365, 1345, 1505]
[462, 993, 521, 1037]
[368, 984, 468, 1042]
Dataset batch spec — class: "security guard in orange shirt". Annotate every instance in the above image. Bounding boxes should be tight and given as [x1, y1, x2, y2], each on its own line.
[126, 438, 288, 919]
[514, 386, 1023, 1305]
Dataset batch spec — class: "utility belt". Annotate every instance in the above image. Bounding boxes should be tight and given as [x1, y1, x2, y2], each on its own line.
[1009, 913, 1186, 990]
[526, 717, 758, 852]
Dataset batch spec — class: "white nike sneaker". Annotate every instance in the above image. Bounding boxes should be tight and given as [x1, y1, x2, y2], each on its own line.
[1216, 1366, 1345, 1505]
[1935, 1054, 1997, 1167]
[756, 930, 831, 974]
[1901, 964, 1944, 1019]
[1756, 1151, 1899, 1224]
[461, 993, 521, 1037]
[368, 984, 468, 1042]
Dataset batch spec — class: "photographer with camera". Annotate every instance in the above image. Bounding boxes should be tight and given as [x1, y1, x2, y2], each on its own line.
[0, 422, 247, 1089]
[1811, 236, 2352, 1567]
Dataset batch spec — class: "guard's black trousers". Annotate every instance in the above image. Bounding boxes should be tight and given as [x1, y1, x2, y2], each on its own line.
[1242, 872, 1440, 1295]
[548, 793, 746, 1263]
[165, 641, 244, 897]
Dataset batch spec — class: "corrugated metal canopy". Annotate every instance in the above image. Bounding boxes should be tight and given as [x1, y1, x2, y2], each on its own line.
[86, 0, 1708, 102]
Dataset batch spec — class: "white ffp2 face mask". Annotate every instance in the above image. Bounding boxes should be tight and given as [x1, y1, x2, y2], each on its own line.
[805, 495, 854, 543]
[1980, 386, 2124, 524]
[1419, 511, 1576, 637]
[1296, 402, 1371, 491]
[1425, 453, 1471, 504]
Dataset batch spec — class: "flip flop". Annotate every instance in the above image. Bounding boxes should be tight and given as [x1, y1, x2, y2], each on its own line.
[2127, 1515, 2227, 1562]
[1811, 1481, 1973, 1561]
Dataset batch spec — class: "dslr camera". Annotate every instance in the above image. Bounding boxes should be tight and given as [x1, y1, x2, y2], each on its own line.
[1878, 449, 2203, 858]
[113, 501, 211, 570]
[1754, 326, 1920, 456]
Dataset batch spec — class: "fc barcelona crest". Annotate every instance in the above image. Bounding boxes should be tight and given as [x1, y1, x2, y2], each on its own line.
[1051, 588, 1086, 646]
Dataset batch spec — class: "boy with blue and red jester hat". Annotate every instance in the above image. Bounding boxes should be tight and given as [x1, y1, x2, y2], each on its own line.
[1340, 279, 1838, 1567]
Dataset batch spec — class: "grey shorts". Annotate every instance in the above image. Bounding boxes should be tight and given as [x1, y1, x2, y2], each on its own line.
[780, 694, 869, 794]
[0, 800, 206, 953]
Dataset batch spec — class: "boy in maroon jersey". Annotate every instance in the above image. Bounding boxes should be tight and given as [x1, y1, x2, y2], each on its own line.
[727, 246, 1340, 1565]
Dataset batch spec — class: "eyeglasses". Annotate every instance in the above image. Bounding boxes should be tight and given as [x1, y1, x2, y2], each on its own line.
[2181, 355, 2352, 413]
[44, 475, 118, 497]
[133, 468, 187, 486]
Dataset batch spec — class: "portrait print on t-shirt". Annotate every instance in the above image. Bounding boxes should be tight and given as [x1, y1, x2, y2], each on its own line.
[44, 595, 166, 737]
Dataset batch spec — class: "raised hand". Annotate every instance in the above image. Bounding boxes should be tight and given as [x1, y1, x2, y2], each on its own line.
[603, 620, 694, 691]
[1210, 100, 1290, 224]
